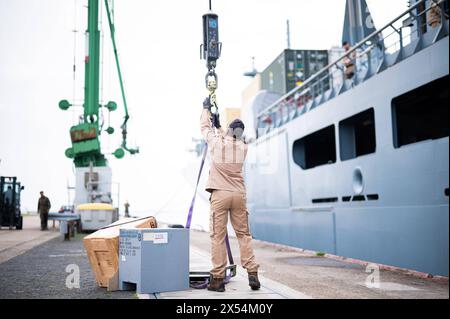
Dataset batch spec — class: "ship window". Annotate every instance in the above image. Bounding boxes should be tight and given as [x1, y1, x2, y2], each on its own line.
[312, 197, 338, 204]
[392, 75, 449, 148]
[293, 125, 336, 169]
[339, 108, 376, 161]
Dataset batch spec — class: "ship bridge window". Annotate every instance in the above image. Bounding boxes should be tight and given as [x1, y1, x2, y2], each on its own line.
[339, 108, 376, 161]
[293, 125, 336, 169]
[392, 75, 449, 148]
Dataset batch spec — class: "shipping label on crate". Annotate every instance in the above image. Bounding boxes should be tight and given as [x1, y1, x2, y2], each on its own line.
[143, 232, 168, 244]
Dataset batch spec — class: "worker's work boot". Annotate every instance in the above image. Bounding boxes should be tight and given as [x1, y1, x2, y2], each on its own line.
[248, 272, 261, 290]
[207, 276, 225, 292]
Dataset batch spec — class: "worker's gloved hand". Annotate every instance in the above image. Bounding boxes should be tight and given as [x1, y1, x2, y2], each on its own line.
[212, 113, 221, 129]
[203, 97, 211, 110]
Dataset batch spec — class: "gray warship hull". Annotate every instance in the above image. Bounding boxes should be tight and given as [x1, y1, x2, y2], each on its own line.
[244, 2, 449, 276]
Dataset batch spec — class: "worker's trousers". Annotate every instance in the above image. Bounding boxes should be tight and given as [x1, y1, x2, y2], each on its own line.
[209, 190, 259, 278]
[40, 211, 48, 230]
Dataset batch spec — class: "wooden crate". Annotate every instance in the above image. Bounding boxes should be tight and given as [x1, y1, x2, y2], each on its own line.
[83, 217, 157, 291]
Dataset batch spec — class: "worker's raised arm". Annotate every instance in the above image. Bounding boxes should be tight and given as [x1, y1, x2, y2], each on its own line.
[200, 108, 215, 145]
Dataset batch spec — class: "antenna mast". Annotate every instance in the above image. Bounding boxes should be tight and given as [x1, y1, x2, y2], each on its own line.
[286, 19, 291, 49]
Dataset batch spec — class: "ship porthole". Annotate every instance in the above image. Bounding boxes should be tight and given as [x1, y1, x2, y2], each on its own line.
[353, 168, 364, 195]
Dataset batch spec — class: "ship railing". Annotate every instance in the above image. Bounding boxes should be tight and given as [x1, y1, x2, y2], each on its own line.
[256, 0, 449, 138]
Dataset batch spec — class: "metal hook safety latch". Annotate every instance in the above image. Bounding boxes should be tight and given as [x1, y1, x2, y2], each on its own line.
[205, 70, 218, 92]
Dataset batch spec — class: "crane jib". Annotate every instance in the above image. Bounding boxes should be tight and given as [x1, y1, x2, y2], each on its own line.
[59, 0, 138, 167]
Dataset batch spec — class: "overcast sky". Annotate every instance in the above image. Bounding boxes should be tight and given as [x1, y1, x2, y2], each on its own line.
[0, 0, 408, 217]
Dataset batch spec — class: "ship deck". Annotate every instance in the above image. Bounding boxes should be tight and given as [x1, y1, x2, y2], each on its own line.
[0, 215, 447, 299]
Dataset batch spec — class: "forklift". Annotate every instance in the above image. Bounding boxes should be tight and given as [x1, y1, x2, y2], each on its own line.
[0, 176, 24, 230]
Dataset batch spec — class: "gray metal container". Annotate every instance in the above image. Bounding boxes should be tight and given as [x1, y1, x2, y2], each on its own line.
[261, 50, 287, 95]
[119, 228, 190, 294]
[261, 49, 329, 95]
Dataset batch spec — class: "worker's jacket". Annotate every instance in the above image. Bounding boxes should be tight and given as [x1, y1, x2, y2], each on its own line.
[428, 2, 443, 27]
[200, 109, 248, 194]
[37, 196, 51, 214]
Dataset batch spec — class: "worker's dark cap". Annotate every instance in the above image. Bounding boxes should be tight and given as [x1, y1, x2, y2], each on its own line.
[40, 191, 44, 194]
[229, 119, 245, 139]
[229, 119, 245, 131]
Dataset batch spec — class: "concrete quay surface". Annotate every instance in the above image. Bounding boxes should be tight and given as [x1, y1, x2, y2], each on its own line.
[0, 216, 447, 299]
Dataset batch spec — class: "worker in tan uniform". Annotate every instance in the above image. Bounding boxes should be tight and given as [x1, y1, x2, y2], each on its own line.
[428, 0, 448, 28]
[342, 41, 356, 80]
[200, 98, 260, 292]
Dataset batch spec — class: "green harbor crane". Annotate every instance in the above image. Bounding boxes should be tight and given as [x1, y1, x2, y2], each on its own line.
[59, 0, 138, 168]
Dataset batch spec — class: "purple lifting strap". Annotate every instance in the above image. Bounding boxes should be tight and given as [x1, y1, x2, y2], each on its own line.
[186, 144, 208, 229]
